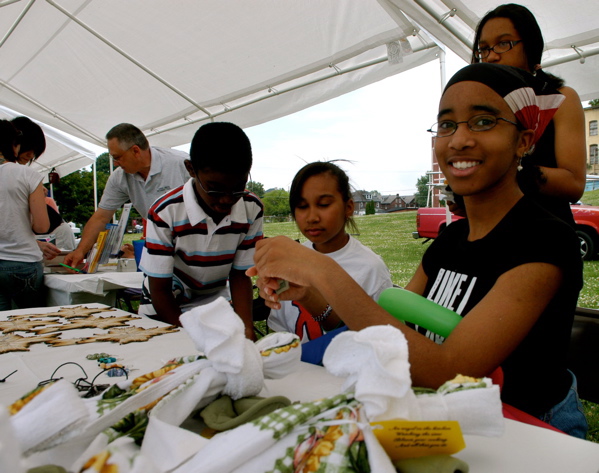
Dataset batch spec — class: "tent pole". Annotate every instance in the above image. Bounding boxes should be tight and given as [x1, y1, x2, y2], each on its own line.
[93, 158, 97, 211]
[109, 156, 116, 223]
[439, 49, 446, 91]
[0, 0, 35, 48]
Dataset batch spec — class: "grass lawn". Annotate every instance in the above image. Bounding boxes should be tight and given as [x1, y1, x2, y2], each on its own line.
[262, 209, 599, 442]
[122, 233, 143, 246]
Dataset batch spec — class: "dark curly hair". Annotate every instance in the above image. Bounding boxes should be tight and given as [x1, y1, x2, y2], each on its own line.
[0, 119, 20, 163]
[11, 116, 46, 162]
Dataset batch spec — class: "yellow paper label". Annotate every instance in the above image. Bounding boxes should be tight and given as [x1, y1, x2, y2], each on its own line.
[370, 420, 465, 460]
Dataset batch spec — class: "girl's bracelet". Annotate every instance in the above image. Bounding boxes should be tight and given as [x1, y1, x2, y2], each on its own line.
[312, 304, 333, 322]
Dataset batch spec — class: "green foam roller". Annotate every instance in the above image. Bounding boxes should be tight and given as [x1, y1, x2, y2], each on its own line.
[377, 287, 462, 338]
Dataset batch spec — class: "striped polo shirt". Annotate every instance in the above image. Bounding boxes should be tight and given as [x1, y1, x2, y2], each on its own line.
[139, 178, 263, 302]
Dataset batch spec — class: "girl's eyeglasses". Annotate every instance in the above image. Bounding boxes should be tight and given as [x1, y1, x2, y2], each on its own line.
[475, 40, 522, 59]
[427, 114, 520, 137]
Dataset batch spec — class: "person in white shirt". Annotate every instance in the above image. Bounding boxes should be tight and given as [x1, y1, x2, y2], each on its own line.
[0, 120, 50, 309]
[267, 161, 393, 343]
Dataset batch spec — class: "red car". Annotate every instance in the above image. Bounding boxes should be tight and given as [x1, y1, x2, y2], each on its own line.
[414, 203, 599, 260]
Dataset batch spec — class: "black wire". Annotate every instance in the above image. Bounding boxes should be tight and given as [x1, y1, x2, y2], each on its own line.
[0, 370, 17, 382]
[37, 361, 128, 397]
[38, 361, 88, 387]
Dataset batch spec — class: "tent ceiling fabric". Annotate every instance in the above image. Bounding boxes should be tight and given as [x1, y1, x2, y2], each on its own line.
[1, 0, 598, 163]
[391, 0, 599, 101]
[0, 0, 441, 149]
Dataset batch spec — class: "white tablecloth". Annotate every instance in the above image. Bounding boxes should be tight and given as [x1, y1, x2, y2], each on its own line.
[0, 303, 195, 405]
[44, 271, 145, 306]
[2, 304, 599, 472]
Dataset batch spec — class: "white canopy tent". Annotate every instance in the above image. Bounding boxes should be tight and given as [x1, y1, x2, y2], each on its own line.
[1, 0, 598, 167]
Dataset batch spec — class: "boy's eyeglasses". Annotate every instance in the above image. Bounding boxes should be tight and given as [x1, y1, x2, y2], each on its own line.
[427, 115, 519, 137]
[475, 40, 522, 59]
[197, 175, 250, 199]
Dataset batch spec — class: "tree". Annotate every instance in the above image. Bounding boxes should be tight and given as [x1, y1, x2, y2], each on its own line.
[589, 98, 599, 107]
[52, 168, 109, 226]
[414, 174, 430, 207]
[52, 153, 142, 227]
[95, 152, 111, 174]
[247, 180, 265, 198]
[365, 201, 376, 215]
[262, 188, 291, 217]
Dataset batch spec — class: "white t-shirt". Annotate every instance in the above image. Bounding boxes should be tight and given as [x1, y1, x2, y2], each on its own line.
[0, 162, 44, 262]
[268, 235, 393, 343]
[53, 221, 77, 251]
[99, 146, 190, 217]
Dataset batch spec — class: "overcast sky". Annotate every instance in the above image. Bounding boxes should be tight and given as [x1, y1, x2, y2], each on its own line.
[242, 51, 467, 196]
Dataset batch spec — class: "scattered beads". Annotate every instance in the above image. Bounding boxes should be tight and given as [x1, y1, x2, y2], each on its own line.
[106, 367, 129, 377]
[86, 353, 110, 360]
[98, 357, 117, 364]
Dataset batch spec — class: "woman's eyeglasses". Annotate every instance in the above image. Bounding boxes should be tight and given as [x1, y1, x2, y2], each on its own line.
[427, 114, 520, 137]
[475, 40, 522, 60]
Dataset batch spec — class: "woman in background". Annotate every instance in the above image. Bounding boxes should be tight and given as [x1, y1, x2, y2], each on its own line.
[11, 116, 64, 258]
[471, 3, 586, 225]
[0, 120, 50, 309]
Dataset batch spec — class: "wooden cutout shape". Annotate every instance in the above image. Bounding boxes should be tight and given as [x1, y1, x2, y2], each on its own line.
[0, 333, 61, 354]
[76, 325, 179, 344]
[33, 315, 137, 334]
[0, 318, 60, 334]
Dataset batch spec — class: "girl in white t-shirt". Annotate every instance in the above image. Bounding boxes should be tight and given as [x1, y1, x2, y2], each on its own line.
[0, 120, 50, 309]
[267, 161, 392, 344]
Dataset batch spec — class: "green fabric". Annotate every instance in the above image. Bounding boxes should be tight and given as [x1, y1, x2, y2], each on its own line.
[27, 466, 68, 473]
[393, 455, 469, 473]
[200, 395, 291, 431]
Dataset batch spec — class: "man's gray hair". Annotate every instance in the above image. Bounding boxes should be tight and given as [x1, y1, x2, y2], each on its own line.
[106, 123, 149, 151]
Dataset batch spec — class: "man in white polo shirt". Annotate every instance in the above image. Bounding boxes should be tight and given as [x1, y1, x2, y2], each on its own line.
[64, 123, 190, 268]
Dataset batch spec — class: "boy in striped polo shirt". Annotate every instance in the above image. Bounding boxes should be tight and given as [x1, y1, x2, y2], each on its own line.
[138, 122, 263, 340]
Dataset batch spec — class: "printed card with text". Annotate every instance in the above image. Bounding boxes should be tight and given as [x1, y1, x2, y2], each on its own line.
[370, 420, 465, 459]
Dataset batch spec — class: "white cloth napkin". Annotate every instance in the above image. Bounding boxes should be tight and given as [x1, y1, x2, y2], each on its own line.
[323, 325, 418, 421]
[0, 404, 26, 473]
[415, 383, 504, 437]
[323, 325, 504, 436]
[180, 297, 264, 398]
[255, 331, 302, 379]
[76, 436, 161, 473]
[10, 379, 89, 455]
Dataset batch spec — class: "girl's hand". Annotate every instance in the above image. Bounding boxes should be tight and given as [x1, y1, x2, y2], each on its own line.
[247, 236, 325, 288]
[38, 241, 61, 260]
[253, 274, 310, 310]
